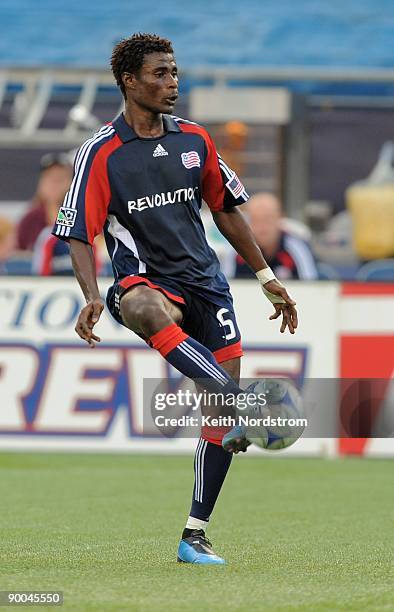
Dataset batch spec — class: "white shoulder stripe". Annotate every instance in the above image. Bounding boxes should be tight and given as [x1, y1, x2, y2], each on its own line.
[217, 156, 233, 181]
[64, 125, 114, 210]
[67, 127, 115, 212]
[74, 124, 113, 174]
[218, 154, 248, 200]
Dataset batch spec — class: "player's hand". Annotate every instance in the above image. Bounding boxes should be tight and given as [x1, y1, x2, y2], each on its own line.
[75, 298, 104, 348]
[263, 279, 298, 335]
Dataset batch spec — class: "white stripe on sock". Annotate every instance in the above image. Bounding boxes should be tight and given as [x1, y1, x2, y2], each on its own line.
[178, 342, 227, 386]
[178, 345, 226, 387]
[194, 438, 204, 501]
[198, 440, 208, 502]
[183, 342, 228, 384]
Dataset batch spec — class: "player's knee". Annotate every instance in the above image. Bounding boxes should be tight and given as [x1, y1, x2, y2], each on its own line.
[138, 302, 169, 334]
[121, 295, 171, 336]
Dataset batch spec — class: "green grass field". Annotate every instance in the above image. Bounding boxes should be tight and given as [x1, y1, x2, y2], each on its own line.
[0, 453, 393, 611]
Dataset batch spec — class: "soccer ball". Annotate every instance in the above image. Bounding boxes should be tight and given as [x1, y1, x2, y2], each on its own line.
[244, 378, 305, 450]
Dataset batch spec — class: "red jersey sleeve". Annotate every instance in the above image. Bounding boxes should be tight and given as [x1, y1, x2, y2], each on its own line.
[202, 129, 249, 211]
[177, 122, 249, 211]
[52, 127, 122, 245]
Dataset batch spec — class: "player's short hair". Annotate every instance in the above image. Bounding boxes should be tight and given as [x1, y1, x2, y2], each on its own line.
[111, 33, 174, 99]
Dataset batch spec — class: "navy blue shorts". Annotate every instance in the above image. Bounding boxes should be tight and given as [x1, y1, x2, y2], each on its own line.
[106, 275, 243, 363]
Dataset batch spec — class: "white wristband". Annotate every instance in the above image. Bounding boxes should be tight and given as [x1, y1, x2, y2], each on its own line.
[256, 267, 287, 304]
[256, 267, 276, 285]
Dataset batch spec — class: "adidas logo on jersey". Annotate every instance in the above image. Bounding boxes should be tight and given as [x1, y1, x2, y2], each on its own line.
[153, 144, 168, 157]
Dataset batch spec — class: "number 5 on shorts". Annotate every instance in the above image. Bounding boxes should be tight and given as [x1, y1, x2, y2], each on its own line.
[216, 307, 236, 340]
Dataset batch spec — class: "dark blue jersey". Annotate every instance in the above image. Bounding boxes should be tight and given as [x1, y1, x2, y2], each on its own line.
[52, 114, 248, 299]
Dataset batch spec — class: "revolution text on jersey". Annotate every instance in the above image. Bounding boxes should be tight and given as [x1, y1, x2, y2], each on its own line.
[52, 114, 248, 293]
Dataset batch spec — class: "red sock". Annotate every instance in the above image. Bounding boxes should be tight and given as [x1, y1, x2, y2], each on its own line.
[149, 323, 188, 357]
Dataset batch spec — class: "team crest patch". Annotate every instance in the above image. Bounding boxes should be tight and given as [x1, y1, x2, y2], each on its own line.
[56, 207, 77, 227]
[181, 151, 201, 169]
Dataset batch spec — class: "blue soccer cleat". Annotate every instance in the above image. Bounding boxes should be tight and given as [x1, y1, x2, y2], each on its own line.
[177, 530, 225, 564]
[222, 424, 251, 454]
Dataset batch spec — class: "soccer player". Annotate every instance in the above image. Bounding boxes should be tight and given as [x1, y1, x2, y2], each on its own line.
[53, 33, 297, 565]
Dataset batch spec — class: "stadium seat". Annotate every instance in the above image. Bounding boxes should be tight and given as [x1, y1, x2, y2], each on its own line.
[356, 259, 394, 281]
[316, 262, 339, 280]
[3, 255, 32, 275]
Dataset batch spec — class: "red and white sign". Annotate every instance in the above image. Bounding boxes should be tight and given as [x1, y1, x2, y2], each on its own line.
[0, 278, 392, 455]
[339, 283, 394, 456]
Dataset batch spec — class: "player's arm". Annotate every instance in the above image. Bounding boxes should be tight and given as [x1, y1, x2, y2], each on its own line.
[70, 238, 104, 348]
[51, 129, 117, 346]
[213, 207, 266, 273]
[199, 126, 297, 334]
[213, 207, 297, 334]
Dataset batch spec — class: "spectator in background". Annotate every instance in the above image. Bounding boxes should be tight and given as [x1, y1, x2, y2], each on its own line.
[29, 148, 104, 277]
[16, 152, 73, 251]
[0, 217, 16, 272]
[32, 227, 103, 276]
[32, 228, 74, 275]
[235, 193, 318, 280]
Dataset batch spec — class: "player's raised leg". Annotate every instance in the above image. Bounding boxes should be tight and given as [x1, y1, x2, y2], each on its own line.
[119, 285, 243, 397]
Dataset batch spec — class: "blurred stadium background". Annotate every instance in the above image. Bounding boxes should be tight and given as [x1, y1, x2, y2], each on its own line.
[0, 0, 394, 610]
[0, 0, 392, 458]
